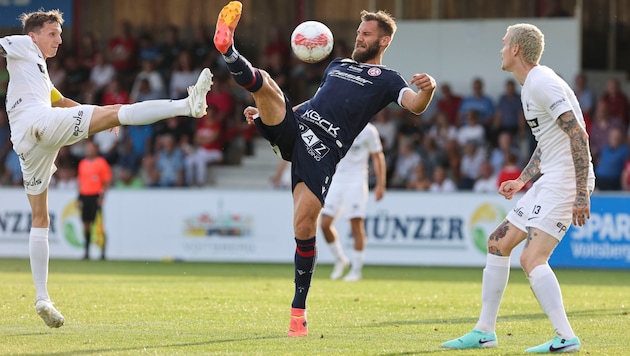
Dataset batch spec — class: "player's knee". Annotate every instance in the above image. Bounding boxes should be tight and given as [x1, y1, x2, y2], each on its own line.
[256, 70, 283, 95]
[294, 219, 318, 238]
[519, 252, 542, 274]
[487, 240, 511, 256]
[90, 105, 122, 135]
[259, 69, 272, 83]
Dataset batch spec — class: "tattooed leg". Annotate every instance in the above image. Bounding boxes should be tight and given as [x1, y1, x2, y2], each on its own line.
[487, 219, 527, 257]
[488, 220, 510, 256]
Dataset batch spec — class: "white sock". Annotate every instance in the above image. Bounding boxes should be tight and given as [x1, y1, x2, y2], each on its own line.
[351, 249, 365, 273]
[29, 228, 50, 302]
[327, 240, 347, 261]
[475, 254, 510, 333]
[529, 264, 576, 339]
[118, 99, 190, 125]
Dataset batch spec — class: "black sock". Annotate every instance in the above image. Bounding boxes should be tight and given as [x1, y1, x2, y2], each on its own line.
[291, 237, 317, 309]
[84, 230, 91, 258]
[101, 234, 106, 260]
[222, 46, 263, 92]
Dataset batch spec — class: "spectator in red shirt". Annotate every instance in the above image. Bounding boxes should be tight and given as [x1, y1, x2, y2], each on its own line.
[100, 78, 130, 106]
[436, 83, 463, 126]
[601, 77, 629, 126]
[497, 151, 522, 188]
[185, 106, 223, 186]
[261, 25, 290, 69]
[107, 21, 138, 78]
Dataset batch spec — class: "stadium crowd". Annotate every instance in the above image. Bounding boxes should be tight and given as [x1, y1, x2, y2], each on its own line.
[1, 22, 629, 192]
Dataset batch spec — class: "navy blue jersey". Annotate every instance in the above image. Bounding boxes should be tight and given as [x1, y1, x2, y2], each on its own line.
[294, 57, 411, 157]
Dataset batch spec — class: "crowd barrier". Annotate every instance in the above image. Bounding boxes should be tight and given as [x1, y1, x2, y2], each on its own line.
[0, 188, 628, 269]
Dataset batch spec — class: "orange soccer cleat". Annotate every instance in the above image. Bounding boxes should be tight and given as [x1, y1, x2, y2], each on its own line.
[213, 1, 243, 54]
[287, 308, 308, 337]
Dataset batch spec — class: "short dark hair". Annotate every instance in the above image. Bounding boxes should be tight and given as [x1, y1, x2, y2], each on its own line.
[20, 9, 64, 34]
[360, 10, 397, 38]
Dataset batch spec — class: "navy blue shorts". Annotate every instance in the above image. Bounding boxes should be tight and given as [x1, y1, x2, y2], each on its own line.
[254, 97, 340, 206]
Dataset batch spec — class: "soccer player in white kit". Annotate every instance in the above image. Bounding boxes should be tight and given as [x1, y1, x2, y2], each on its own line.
[0, 10, 213, 328]
[442, 24, 594, 353]
[321, 122, 386, 281]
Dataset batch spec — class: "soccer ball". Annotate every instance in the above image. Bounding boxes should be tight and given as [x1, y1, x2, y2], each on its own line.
[291, 21, 334, 63]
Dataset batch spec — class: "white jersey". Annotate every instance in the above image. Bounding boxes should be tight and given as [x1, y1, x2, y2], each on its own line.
[1, 35, 56, 142]
[333, 122, 382, 184]
[2, 35, 94, 195]
[521, 65, 595, 182]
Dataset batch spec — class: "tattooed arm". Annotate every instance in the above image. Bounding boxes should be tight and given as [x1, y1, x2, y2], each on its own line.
[517, 146, 542, 184]
[498, 145, 541, 200]
[556, 110, 591, 226]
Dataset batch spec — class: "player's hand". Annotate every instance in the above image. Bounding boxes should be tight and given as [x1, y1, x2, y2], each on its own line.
[410, 73, 436, 91]
[109, 126, 120, 136]
[572, 191, 590, 227]
[243, 106, 259, 126]
[374, 185, 385, 202]
[499, 179, 524, 200]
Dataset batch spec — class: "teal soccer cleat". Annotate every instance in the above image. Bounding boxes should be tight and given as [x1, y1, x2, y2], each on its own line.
[442, 329, 498, 349]
[525, 336, 581, 353]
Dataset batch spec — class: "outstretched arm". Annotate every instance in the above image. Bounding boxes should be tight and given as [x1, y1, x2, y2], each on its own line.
[499, 145, 541, 200]
[556, 110, 591, 226]
[402, 73, 436, 115]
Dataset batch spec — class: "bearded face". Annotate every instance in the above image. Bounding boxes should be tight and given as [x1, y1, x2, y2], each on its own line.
[351, 36, 380, 63]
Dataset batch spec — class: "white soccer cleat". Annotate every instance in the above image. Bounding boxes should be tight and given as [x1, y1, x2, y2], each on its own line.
[330, 258, 349, 280]
[35, 299, 65, 328]
[187, 68, 214, 118]
[343, 270, 362, 282]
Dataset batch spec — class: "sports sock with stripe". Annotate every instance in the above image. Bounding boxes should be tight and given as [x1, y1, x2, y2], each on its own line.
[222, 46, 263, 92]
[291, 237, 317, 309]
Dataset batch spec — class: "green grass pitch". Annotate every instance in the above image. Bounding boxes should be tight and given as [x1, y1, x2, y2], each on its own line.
[0, 259, 627, 355]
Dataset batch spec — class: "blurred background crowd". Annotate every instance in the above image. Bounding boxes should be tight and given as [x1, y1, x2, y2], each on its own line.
[1, 15, 629, 193]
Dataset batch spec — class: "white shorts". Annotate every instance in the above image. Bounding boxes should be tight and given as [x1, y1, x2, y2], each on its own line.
[321, 178, 368, 220]
[12, 105, 94, 195]
[506, 174, 595, 240]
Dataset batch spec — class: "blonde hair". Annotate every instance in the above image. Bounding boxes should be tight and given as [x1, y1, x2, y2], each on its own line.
[360, 10, 397, 39]
[20, 9, 64, 34]
[507, 23, 544, 64]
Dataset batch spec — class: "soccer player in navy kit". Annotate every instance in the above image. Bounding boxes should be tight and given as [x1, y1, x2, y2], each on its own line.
[214, 1, 436, 337]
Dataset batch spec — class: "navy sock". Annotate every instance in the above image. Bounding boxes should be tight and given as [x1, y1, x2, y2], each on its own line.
[222, 46, 263, 92]
[291, 237, 317, 309]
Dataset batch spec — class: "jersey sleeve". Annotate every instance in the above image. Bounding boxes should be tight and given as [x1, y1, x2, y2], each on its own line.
[533, 76, 573, 120]
[0, 35, 35, 60]
[390, 71, 413, 108]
